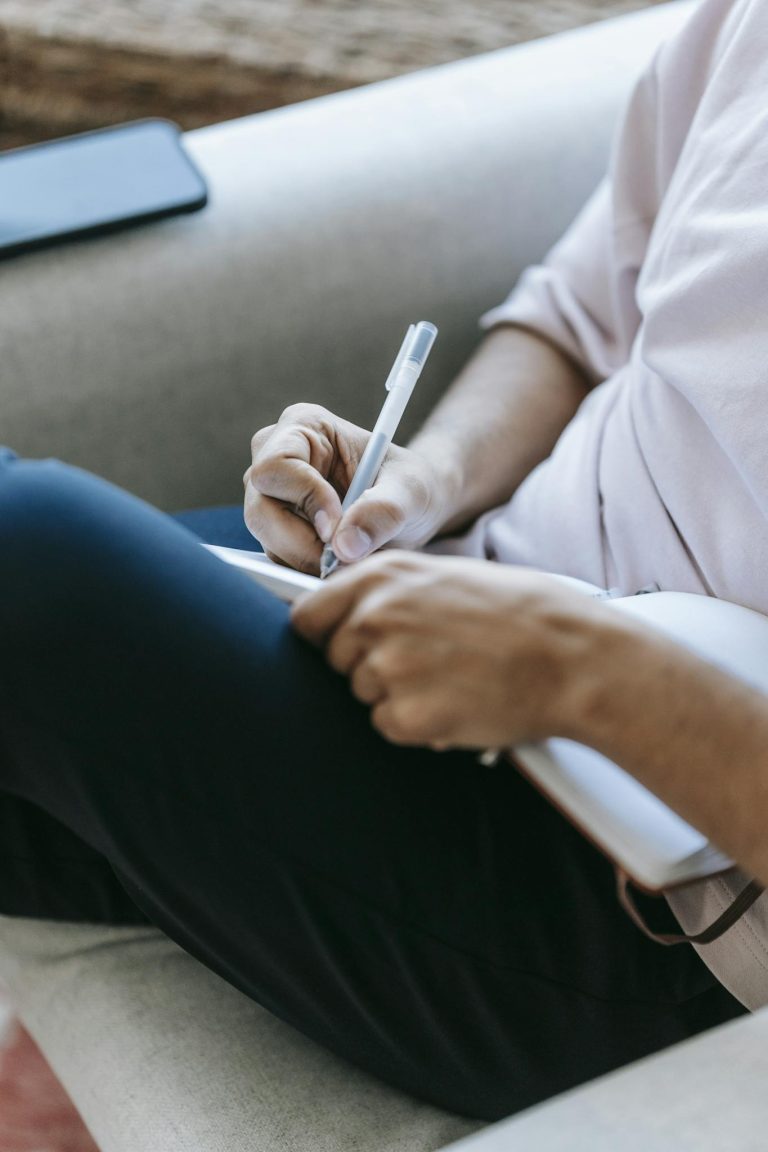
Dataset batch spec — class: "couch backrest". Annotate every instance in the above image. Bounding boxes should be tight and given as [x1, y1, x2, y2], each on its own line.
[0, 2, 693, 509]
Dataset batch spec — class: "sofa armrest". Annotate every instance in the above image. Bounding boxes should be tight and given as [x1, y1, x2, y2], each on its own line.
[445, 1006, 768, 1152]
[0, 2, 692, 509]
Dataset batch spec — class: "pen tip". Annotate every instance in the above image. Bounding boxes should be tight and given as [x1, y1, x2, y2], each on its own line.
[320, 547, 340, 580]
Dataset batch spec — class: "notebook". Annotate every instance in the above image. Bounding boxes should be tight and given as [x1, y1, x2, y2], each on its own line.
[205, 544, 768, 891]
[203, 544, 321, 601]
[516, 590, 768, 890]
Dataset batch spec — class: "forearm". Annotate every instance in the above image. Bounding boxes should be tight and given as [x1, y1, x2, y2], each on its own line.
[409, 325, 591, 536]
[564, 615, 768, 887]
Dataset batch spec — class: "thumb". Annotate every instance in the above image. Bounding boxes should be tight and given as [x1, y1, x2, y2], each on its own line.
[332, 479, 411, 562]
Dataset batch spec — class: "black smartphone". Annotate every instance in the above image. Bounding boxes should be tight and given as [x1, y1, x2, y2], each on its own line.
[0, 119, 208, 259]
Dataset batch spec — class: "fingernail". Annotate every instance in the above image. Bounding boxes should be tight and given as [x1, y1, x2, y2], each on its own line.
[335, 526, 372, 561]
[314, 510, 333, 543]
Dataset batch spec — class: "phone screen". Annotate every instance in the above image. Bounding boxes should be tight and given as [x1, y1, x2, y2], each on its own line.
[0, 119, 208, 257]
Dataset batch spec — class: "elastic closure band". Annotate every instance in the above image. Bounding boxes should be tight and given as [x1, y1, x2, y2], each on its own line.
[616, 870, 765, 946]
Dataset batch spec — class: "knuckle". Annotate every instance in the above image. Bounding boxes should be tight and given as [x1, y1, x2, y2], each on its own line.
[250, 425, 275, 458]
[247, 456, 273, 488]
[375, 699, 423, 745]
[326, 630, 355, 673]
[332, 652, 353, 677]
[248, 455, 300, 496]
[281, 402, 329, 426]
[326, 640, 345, 673]
[357, 552, 413, 593]
[374, 548, 410, 570]
[400, 470, 430, 508]
[361, 551, 399, 579]
[350, 596, 387, 636]
[368, 496, 407, 532]
[366, 644, 400, 681]
[417, 703, 449, 744]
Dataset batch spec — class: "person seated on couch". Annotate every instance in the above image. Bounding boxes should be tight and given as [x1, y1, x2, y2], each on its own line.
[1, 0, 767, 1124]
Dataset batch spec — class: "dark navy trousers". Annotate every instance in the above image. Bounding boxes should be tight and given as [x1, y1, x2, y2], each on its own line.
[0, 448, 745, 1119]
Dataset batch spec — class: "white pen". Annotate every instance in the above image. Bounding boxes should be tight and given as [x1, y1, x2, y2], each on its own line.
[320, 320, 439, 579]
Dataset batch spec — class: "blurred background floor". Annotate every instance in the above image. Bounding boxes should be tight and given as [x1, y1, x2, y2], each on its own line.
[0, 0, 661, 150]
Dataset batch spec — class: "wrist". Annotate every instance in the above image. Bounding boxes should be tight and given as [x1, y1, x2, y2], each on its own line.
[406, 433, 467, 537]
[545, 603, 644, 746]
[551, 606, 650, 747]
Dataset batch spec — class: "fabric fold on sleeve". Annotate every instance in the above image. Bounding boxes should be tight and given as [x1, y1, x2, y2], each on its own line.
[480, 180, 629, 387]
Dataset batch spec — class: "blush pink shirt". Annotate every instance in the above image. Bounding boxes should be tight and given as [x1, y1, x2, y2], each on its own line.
[471, 0, 768, 1008]
[471, 0, 768, 621]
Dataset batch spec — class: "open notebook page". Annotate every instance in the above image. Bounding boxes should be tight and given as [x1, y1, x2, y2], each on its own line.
[203, 545, 321, 602]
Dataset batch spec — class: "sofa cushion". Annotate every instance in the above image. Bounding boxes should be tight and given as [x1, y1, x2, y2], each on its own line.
[0, 917, 482, 1152]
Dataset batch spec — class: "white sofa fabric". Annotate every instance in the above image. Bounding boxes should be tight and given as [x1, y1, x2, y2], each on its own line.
[447, 1006, 768, 1152]
[0, 920, 481, 1152]
[8, 5, 760, 1152]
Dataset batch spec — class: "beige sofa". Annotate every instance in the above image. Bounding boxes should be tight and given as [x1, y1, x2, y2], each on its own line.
[6, 4, 767, 1149]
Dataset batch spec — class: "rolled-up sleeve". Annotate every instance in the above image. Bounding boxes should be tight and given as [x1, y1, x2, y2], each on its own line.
[480, 182, 625, 385]
[480, 28, 668, 387]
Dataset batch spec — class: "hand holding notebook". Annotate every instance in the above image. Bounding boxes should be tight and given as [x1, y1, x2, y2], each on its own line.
[205, 544, 768, 896]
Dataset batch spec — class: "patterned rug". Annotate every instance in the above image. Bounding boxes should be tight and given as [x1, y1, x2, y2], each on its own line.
[0, 0, 663, 150]
[0, 990, 97, 1152]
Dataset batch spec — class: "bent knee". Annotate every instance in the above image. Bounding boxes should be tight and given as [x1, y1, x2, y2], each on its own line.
[0, 454, 90, 554]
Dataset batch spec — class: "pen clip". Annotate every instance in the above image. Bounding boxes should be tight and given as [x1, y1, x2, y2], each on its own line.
[384, 325, 416, 391]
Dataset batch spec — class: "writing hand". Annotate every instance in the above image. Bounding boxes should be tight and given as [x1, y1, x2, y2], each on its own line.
[244, 405, 457, 574]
